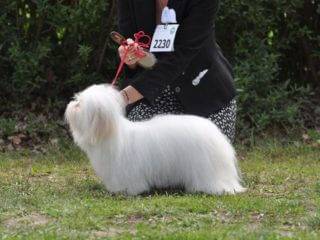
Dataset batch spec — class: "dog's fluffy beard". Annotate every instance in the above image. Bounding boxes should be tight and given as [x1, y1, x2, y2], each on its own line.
[65, 84, 246, 196]
[65, 84, 124, 147]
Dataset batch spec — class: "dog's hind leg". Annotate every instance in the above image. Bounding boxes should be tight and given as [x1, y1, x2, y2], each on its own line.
[185, 180, 244, 195]
[184, 163, 245, 195]
[183, 169, 221, 195]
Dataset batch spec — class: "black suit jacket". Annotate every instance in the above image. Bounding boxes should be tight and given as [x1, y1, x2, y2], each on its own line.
[117, 0, 236, 117]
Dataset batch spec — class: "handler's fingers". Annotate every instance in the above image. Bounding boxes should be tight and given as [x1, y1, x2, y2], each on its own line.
[118, 45, 126, 58]
[119, 46, 137, 57]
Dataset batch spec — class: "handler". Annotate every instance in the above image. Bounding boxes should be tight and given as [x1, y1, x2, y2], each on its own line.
[117, 0, 237, 142]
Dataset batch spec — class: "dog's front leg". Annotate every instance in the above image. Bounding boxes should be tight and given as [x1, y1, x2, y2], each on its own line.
[105, 175, 149, 196]
[124, 182, 149, 196]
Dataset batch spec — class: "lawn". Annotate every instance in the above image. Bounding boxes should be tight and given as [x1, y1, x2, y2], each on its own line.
[0, 140, 319, 239]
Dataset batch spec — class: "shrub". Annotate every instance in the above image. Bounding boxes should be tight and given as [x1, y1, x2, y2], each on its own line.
[0, 0, 117, 112]
[0, 0, 318, 138]
[216, 0, 319, 135]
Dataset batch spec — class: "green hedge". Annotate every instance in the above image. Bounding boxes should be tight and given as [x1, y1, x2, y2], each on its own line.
[0, 0, 117, 112]
[0, 0, 319, 136]
[216, 0, 319, 135]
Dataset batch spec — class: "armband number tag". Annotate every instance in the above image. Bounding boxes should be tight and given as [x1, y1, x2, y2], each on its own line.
[150, 24, 179, 52]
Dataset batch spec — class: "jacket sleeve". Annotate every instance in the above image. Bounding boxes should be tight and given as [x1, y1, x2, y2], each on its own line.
[130, 0, 219, 103]
[117, 0, 134, 38]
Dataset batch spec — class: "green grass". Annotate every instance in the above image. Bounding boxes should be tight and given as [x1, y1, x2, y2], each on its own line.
[0, 140, 319, 239]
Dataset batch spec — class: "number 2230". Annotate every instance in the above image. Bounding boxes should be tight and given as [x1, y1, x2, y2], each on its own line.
[153, 39, 171, 49]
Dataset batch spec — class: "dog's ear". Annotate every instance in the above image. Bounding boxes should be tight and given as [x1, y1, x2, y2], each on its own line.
[89, 106, 116, 145]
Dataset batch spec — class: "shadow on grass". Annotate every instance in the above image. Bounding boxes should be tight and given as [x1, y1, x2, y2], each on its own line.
[79, 180, 216, 198]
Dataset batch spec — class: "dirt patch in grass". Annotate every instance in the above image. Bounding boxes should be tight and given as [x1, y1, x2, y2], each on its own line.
[127, 214, 145, 224]
[213, 210, 234, 224]
[91, 227, 137, 239]
[277, 230, 294, 237]
[92, 228, 121, 238]
[3, 212, 51, 229]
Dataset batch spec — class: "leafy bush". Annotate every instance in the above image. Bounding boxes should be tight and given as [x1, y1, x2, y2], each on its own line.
[216, 0, 319, 135]
[0, 0, 117, 112]
[0, 0, 319, 138]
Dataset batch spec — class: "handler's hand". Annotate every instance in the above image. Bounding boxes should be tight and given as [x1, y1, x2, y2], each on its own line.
[120, 85, 144, 106]
[118, 43, 140, 67]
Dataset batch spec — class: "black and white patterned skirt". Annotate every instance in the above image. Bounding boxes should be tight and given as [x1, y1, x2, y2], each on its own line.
[127, 86, 237, 142]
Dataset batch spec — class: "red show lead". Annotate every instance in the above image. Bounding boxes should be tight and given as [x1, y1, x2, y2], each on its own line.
[111, 31, 151, 86]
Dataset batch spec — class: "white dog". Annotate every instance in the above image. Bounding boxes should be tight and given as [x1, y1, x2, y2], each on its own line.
[65, 84, 246, 196]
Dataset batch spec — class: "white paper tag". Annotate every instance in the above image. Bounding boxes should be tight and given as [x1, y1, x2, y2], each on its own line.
[150, 24, 179, 52]
[161, 7, 177, 24]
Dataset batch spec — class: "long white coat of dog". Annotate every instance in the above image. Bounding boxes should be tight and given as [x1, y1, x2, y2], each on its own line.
[65, 84, 246, 196]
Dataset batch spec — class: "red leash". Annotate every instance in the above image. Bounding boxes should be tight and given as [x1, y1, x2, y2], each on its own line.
[111, 31, 151, 86]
